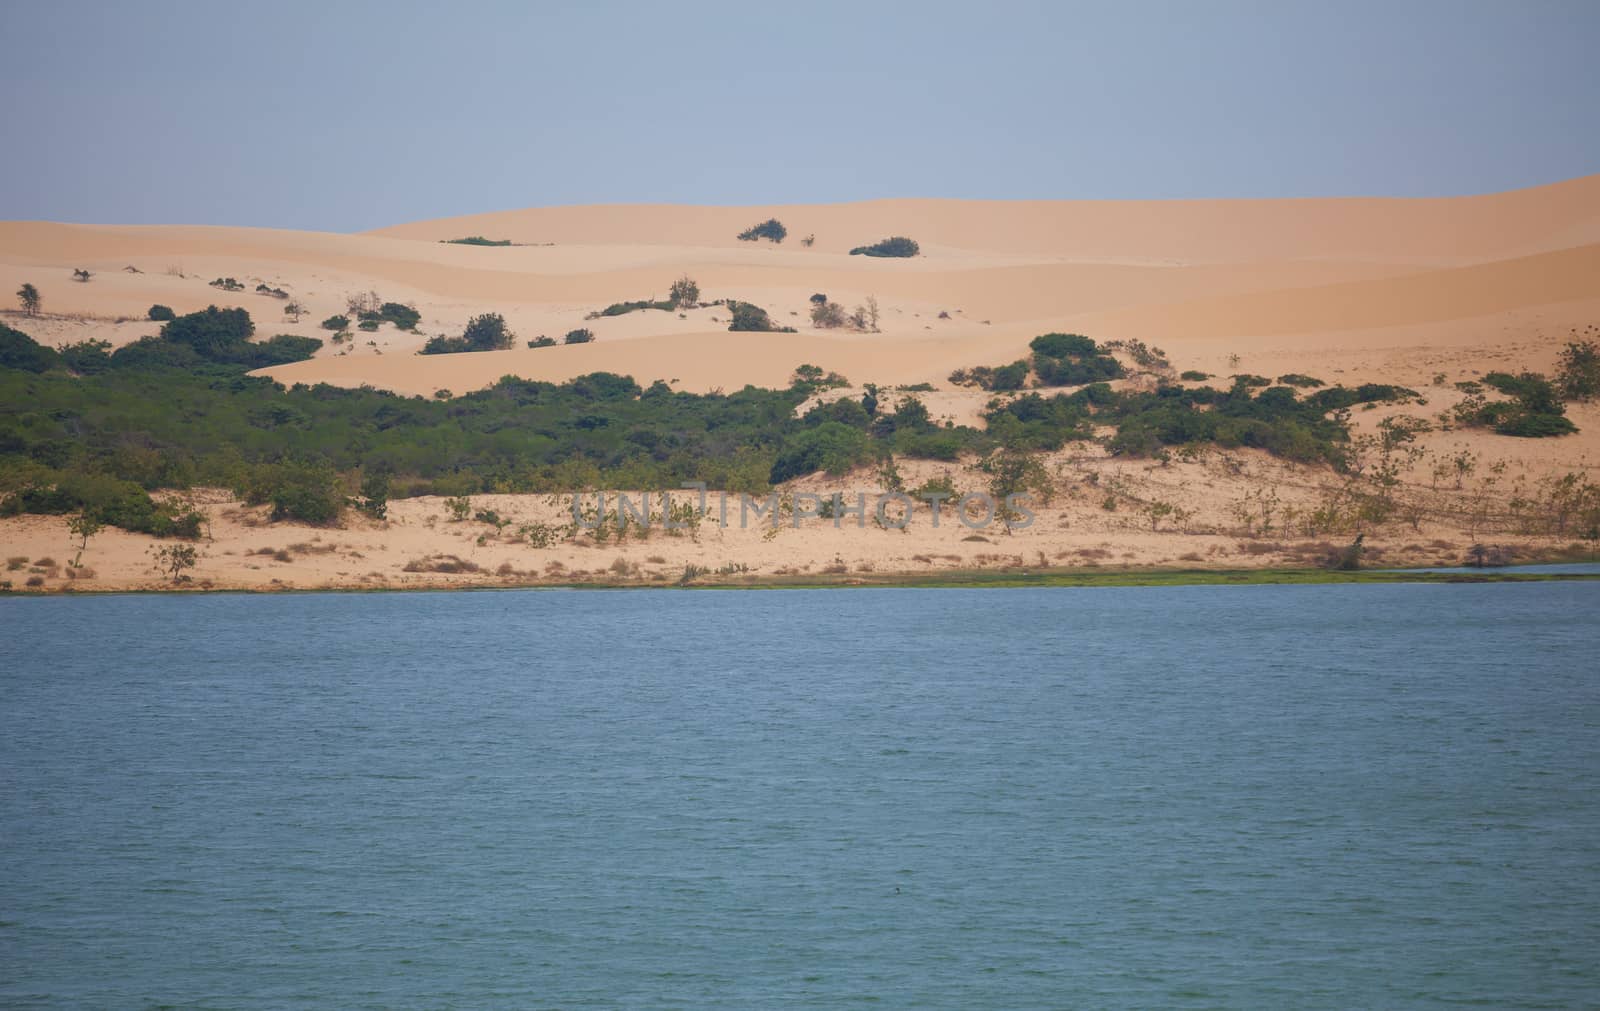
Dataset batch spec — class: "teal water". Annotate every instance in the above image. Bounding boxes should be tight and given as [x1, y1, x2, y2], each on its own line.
[2, 585, 1597, 1008]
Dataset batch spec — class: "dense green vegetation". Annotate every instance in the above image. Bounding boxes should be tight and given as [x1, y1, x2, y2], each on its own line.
[3, 313, 1571, 537]
[849, 236, 920, 257]
[148, 304, 175, 321]
[443, 236, 514, 246]
[736, 219, 787, 243]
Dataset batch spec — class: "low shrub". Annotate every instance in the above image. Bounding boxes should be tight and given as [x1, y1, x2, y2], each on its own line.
[737, 218, 787, 243]
[148, 304, 176, 321]
[849, 236, 919, 258]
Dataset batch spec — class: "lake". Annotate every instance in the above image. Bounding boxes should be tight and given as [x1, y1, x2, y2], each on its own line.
[2, 584, 1597, 1008]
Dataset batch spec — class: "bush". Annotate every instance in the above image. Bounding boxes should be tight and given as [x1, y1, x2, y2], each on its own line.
[380, 303, 421, 330]
[769, 422, 872, 482]
[728, 302, 794, 333]
[669, 276, 700, 308]
[810, 300, 847, 328]
[161, 306, 255, 356]
[148, 304, 175, 321]
[1457, 371, 1577, 438]
[58, 340, 113, 375]
[357, 319, 381, 332]
[1557, 340, 1599, 401]
[849, 236, 920, 258]
[443, 236, 512, 246]
[1276, 373, 1326, 388]
[528, 336, 557, 348]
[463, 313, 513, 351]
[321, 315, 350, 331]
[421, 336, 469, 355]
[596, 299, 674, 317]
[241, 461, 343, 525]
[737, 218, 787, 243]
[0, 322, 59, 373]
[1180, 370, 1211, 381]
[564, 328, 595, 344]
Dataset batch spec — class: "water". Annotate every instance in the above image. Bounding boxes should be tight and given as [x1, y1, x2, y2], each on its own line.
[2, 584, 1597, 1008]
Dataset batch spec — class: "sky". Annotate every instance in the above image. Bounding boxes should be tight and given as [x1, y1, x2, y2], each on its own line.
[2, 0, 1597, 232]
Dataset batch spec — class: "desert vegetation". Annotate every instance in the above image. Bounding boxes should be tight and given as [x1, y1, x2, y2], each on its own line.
[421, 313, 514, 354]
[736, 219, 787, 243]
[849, 236, 920, 258]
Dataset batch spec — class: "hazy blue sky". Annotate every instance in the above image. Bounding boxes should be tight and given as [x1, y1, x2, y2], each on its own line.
[3, 1, 1596, 231]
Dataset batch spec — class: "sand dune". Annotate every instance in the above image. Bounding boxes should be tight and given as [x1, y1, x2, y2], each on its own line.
[2, 174, 1597, 397]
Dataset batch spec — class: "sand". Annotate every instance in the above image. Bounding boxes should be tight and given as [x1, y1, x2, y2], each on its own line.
[3, 177, 1598, 589]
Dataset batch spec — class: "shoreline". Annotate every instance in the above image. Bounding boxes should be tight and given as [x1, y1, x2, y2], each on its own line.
[5, 563, 1597, 597]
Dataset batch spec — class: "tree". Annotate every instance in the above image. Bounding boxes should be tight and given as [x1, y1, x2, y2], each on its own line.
[154, 543, 198, 582]
[17, 283, 40, 317]
[862, 383, 880, 417]
[283, 301, 305, 323]
[148, 304, 175, 321]
[68, 512, 104, 564]
[462, 312, 513, 351]
[669, 275, 700, 308]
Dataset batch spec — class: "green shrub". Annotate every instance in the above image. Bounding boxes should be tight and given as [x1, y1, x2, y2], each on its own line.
[1557, 340, 1599, 401]
[769, 422, 872, 482]
[464, 313, 513, 351]
[1029, 333, 1123, 387]
[528, 336, 557, 348]
[0, 322, 59, 373]
[596, 299, 674, 317]
[728, 302, 788, 333]
[849, 236, 919, 258]
[162, 305, 254, 356]
[58, 340, 113, 375]
[1180, 370, 1210, 381]
[357, 319, 381, 332]
[443, 236, 513, 246]
[1276, 373, 1326, 388]
[379, 303, 421, 330]
[241, 461, 343, 525]
[564, 328, 595, 344]
[737, 218, 787, 243]
[321, 315, 350, 331]
[148, 304, 176, 321]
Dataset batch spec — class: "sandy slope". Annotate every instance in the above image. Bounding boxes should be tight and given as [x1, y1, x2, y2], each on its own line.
[3, 177, 1599, 588]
